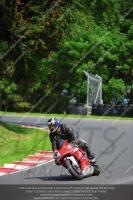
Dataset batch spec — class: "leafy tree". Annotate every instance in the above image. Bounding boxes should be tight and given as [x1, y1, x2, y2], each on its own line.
[0, 79, 17, 111]
[103, 77, 128, 103]
[0, 0, 133, 113]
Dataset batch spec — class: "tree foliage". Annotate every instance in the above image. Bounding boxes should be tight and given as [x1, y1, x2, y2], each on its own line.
[0, 0, 133, 112]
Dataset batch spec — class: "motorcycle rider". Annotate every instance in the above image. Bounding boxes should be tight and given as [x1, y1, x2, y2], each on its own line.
[47, 117, 98, 168]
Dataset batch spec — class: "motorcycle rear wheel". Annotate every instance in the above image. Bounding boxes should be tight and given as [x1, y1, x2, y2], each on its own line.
[64, 159, 83, 180]
[92, 164, 100, 176]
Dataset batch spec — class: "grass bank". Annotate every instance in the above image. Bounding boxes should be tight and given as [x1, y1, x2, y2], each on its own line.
[0, 111, 133, 120]
[0, 121, 51, 167]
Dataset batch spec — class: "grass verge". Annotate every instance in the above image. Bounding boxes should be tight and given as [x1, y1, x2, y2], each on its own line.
[0, 111, 133, 120]
[0, 121, 52, 167]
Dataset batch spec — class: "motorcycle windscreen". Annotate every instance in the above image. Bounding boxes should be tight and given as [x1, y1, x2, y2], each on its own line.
[56, 138, 65, 150]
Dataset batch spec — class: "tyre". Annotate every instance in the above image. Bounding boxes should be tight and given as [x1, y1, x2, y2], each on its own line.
[119, 105, 128, 117]
[64, 159, 84, 180]
[91, 107, 98, 115]
[91, 163, 100, 176]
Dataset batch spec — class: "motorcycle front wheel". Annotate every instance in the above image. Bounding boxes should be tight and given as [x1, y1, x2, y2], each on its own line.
[64, 159, 83, 180]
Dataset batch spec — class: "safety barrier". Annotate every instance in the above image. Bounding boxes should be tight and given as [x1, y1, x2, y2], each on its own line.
[91, 104, 133, 117]
[66, 103, 87, 115]
[66, 103, 133, 117]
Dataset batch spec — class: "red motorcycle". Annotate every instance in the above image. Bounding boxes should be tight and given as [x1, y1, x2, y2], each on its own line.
[54, 139, 100, 180]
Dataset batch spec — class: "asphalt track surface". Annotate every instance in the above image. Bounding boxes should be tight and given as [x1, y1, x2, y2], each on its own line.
[0, 115, 133, 200]
[0, 115, 133, 186]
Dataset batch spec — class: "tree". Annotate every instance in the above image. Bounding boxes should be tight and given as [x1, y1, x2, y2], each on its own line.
[1, 0, 133, 112]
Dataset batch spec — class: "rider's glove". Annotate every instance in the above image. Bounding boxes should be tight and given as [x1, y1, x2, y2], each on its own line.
[53, 151, 60, 159]
[53, 151, 60, 165]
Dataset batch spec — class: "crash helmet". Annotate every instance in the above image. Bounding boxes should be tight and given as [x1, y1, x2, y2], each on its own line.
[47, 117, 60, 133]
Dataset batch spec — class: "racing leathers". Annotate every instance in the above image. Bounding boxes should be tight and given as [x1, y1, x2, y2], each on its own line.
[49, 124, 95, 162]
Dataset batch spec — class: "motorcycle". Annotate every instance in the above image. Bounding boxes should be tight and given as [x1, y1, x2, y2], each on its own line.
[53, 138, 100, 180]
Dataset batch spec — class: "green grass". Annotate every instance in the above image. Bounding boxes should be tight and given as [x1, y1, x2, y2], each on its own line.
[0, 111, 133, 120]
[0, 121, 52, 167]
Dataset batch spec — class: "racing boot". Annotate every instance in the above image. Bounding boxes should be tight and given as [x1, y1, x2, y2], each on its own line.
[84, 147, 100, 176]
[77, 139, 98, 166]
[84, 146, 97, 166]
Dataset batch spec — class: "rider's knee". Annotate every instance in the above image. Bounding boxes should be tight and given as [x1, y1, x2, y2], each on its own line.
[77, 139, 87, 149]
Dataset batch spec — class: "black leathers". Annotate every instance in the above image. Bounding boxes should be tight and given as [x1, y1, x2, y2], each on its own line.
[49, 124, 95, 160]
[49, 124, 79, 151]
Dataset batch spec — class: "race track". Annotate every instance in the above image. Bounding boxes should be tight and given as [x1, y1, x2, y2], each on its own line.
[0, 115, 133, 199]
